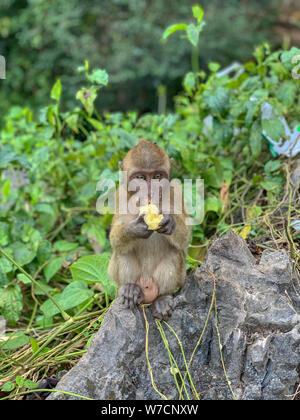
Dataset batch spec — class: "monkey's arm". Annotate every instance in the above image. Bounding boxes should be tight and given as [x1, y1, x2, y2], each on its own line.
[160, 214, 191, 252]
[109, 213, 153, 254]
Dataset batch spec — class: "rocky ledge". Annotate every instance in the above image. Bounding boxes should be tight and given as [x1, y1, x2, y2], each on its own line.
[48, 232, 300, 400]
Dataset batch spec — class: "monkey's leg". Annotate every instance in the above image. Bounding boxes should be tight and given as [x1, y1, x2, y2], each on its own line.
[150, 252, 182, 320]
[113, 253, 145, 309]
[120, 283, 144, 309]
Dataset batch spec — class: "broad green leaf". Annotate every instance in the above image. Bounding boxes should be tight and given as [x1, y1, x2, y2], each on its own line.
[0, 331, 29, 350]
[205, 197, 221, 213]
[276, 81, 297, 107]
[0, 257, 13, 274]
[87, 117, 105, 132]
[162, 23, 187, 41]
[37, 239, 52, 264]
[262, 118, 285, 142]
[17, 273, 31, 285]
[76, 87, 98, 115]
[70, 254, 116, 298]
[43, 257, 64, 283]
[53, 240, 78, 252]
[50, 79, 62, 101]
[1, 381, 15, 392]
[203, 87, 229, 114]
[264, 160, 281, 173]
[10, 242, 36, 267]
[0, 284, 23, 324]
[40, 281, 94, 317]
[280, 47, 300, 70]
[24, 379, 38, 389]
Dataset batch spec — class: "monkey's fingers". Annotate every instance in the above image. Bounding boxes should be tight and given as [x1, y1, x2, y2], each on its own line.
[120, 283, 144, 309]
[158, 215, 169, 227]
[151, 295, 174, 321]
[157, 216, 176, 235]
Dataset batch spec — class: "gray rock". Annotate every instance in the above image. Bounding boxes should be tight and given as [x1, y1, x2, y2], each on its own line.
[48, 232, 300, 400]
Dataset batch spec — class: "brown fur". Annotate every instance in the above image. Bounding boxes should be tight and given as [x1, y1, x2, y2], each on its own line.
[108, 139, 191, 298]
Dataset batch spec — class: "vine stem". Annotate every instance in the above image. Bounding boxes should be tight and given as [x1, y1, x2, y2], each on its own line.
[0, 246, 70, 321]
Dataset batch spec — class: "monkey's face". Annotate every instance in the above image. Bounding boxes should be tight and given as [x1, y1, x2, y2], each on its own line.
[127, 169, 170, 210]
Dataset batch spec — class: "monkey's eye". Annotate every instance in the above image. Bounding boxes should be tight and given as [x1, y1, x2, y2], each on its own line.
[153, 173, 162, 179]
[135, 174, 146, 180]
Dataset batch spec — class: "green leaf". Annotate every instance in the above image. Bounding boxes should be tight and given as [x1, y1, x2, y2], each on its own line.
[280, 47, 300, 71]
[250, 122, 262, 158]
[0, 222, 10, 246]
[203, 87, 229, 114]
[162, 23, 187, 41]
[276, 81, 297, 107]
[70, 254, 116, 298]
[2, 178, 12, 197]
[205, 197, 221, 214]
[262, 118, 285, 142]
[40, 281, 94, 317]
[192, 5, 204, 23]
[264, 160, 281, 173]
[43, 257, 64, 283]
[37, 239, 52, 264]
[76, 87, 98, 115]
[186, 23, 199, 47]
[24, 379, 38, 389]
[50, 79, 62, 101]
[208, 62, 220, 72]
[10, 242, 36, 267]
[1, 331, 29, 350]
[0, 284, 23, 324]
[1, 381, 15, 392]
[53, 240, 78, 252]
[87, 69, 109, 86]
[30, 337, 39, 353]
[183, 72, 196, 94]
[17, 273, 31, 285]
[15, 376, 24, 387]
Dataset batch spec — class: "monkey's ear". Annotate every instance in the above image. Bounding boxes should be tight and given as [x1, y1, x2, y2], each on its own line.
[118, 160, 124, 170]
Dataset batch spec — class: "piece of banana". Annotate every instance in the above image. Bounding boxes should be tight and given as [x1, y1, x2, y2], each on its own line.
[139, 203, 163, 231]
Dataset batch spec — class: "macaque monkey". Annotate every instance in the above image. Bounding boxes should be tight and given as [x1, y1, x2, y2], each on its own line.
[108, 139, 191, 320]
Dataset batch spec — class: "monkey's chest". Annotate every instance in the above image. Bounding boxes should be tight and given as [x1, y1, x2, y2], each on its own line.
[134, 233, 167, 275]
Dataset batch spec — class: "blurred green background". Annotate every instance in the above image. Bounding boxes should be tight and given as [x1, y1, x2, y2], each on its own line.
[1, 0, 299, 115]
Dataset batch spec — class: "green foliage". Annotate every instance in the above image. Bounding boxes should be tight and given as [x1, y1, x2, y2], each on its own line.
[0, 0, 280, 114]
[0, 42, 299, 331]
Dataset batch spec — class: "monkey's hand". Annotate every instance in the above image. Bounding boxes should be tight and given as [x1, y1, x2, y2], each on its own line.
[126, 213, 153, 239]
[157, 214, 176, 235]
[151, 295, 174, 321]
[120, 283, 144, 309]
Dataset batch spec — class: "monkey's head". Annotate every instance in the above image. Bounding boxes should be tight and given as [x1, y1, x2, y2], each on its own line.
[119, 139, 174, 206]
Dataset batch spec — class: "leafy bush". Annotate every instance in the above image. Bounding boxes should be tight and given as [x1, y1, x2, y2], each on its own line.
[0, 41, 299, 332]
[0, 0, 280, 114]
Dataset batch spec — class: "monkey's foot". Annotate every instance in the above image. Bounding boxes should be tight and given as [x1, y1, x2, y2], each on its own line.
[120, 283, 144, 309]
[151, 295, 174, 321]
